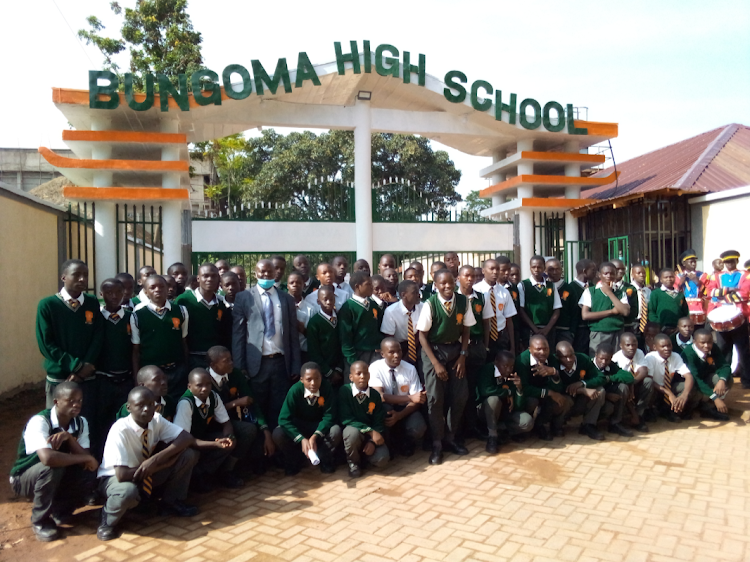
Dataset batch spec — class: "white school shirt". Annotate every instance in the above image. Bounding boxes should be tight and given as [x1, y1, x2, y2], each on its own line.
[518, 278, 562, 310]
[335, 282, 354, 299]
[472, 280, 517, 330]
[130, 300, 189, 343]
[98, 413, 182, 478]
[369, 359, 422, 396]
[257, 285, 284, 355]
[612, 349, 647, 374]
[630, 281, 652, 321]
[578, 282, 630, 308]
[59, 287, 85, 307]
[416, 292, 476, 332]
[303, 286, 349, 312]
[295, 298, 317, 352]
[22, 406, 90, 455]
[173, 390, 230, 434]
[380, 301, 423, 342]
[644, 352, 691, 386]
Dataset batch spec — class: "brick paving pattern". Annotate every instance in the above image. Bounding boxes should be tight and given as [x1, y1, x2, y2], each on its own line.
[4, 387, 750, 562]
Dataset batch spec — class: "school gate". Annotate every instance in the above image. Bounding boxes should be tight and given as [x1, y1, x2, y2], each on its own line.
[39, 41, 618, 281]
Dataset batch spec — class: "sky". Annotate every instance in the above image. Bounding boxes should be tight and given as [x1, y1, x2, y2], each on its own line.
[1, 0, 748, 199]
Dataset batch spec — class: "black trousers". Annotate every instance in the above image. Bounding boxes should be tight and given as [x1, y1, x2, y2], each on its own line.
[714, 321, 750, 386]
[250, 356, 291, 431]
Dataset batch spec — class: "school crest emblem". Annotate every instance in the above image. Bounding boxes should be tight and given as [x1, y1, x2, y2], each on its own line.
[400, 385, 409, 393]
[511, 291, 518, 300]
[474, 303, 482, 314]
[707, 357, 714, 365]
[172, 318, 181, 330]
[126, 324, 132, 335]
[562, 291, 570, 300]
[230, 387, 238, 397]
[502, 384, 509, 390]
[367, 402, 376, 414]
[373, 309, 378, 319]
[456, 313, 464, 325]
[217, 310, 223, 321]
[580, 370, 586, 379]
[85, 310, 94, 324]
[497, 303, 504, 312]
[546, 288, 552, 296]
[626, 288, 634, 297]
[317, 396, 325, 407]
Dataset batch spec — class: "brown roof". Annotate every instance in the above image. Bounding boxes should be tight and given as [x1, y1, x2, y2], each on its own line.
[581, 124, 750, 202]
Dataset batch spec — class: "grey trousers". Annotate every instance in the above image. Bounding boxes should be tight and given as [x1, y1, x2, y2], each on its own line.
[382, 404, 427, 444]
[526, 395, 571, 429]
[482, 396, 533, 437]
[657, 381, 701, 414]
[272, 424, 342, 471]
[11, 464, 96, 525]
[635, 377, 656, 416]
[98, 447, 199, 527]
[342, 425, 390, 468]
[601, 382, 630, 424]
[566, 390, 606, 425]
[195, 431, 236, 477]
[422, 344, 468, 443]
[588, 330, 623, 358]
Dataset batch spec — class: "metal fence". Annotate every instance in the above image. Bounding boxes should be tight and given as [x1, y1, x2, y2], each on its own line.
[373, 251, 514, 282]
[534, 211, 566, 262]
[116, 204, 163, 276]
[564, 240, 593, 283]
[64, 203, 97, 293]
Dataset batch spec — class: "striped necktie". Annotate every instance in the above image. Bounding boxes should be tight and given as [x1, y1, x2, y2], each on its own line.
[489, 290, 498, 341]
[389, 368, 398, 393]
[638, 289, 648, 333]
[406, 312, 417, 363]
[199, 403, 208, 417]
[444, 300, 452, 314]
[141, 430, 152, 497]
[110, 312, 120, 322]
[663, 362, 672, 404]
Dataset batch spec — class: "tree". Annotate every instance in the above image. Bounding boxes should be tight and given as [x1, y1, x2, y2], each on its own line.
[198, 135, 251, 218]
[78, 0, 203, 90]
[465, 190, 491, 213]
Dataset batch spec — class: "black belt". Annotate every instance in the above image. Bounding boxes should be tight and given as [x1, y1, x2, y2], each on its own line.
[263, 353, 283, 359]
[97, 371, 132, 383]
[159, 362, 177, 370]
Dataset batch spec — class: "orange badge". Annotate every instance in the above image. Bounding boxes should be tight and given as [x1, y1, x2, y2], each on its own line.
[368, 402, 376, 414]
[85, 310, 94, 324]
[172, 318, 181, 330]
[626, 288, 633, 297]
[230, 387, 238, 397]
[475, 303, 482, 314]
[317, 396, 325, 407]
[400, 385, 409, 393]
[562, 291, 570, 300]
[546, 288, 552, 296]
[707, 357, 714, 365]
[580, 370, 586, 379]
[512, 291, 518, 300]
[126, 324, 132, 335]
[497, 303, 504, 312]
[456, 313, 464, 325]
[502, 384, 509, 390]
[217, 310, 223, 321]
[373, 309, 378, 319]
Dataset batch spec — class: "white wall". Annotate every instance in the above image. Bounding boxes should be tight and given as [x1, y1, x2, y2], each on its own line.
[191, 220, 513, 254]
[691, 191, 750, 270]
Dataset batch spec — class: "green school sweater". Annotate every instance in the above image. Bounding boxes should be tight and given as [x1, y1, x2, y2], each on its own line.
[36, 293, 104, 383]
[133, 304, 186, 366]
[504, 282, 521, 338]
[337, 384, 386, 433]
[116, 395, 177, 422]
[98, 309, 133, 373]
[11, 409, 84, 476]
[475, 363, 525, 411]
[588, 359, 634, 387]
[420, 284, 432, 302]
[279, 380, 336, 442]
[178, 389, 221, 440]
[522, 279, 557, 326]
[467, 292, 485, 342]
[681, 344, 731, 397]
[648, 288, 689, 328]
[547, 353, 600, 393]
[670, 333, 694, 358]
[303, 278, 320, 297]
[557, 281, 585, 331]
[514, 349, 561, 399]
[173, 290, 230, 353]
[212, 368, 268, 430]
[339, 297, 383, 365]
[306, 312, 343, 377]
[587, 287, 626, 333]
[425, 293, 468, 344]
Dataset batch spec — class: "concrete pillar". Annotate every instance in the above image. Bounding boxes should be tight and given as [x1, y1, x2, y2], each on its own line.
[90, 116, 116, 283]
[518, 209, 534, 278]
[161, 120, 183, 272]
[490, 150, 506, 207]
[564, 141, 581, 277]
[517, 139, 534, 199]
[354, 100, 373, 266]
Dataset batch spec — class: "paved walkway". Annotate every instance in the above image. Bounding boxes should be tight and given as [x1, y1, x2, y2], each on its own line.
[3, 385, 750, 562]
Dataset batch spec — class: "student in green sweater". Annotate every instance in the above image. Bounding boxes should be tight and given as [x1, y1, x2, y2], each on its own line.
[648, 269, 689, 335]
[612, 259, 639, 333]
[682, 329, 731, 421]
[95, 278, 134, 459]
[580, 261, 631, 357]
[132, 265, 157, 305]
[116, 365, 177, 422]
[167, 262, 190, 297]
[131, 275, 190, 400]
[518, 255, 562, 350]
[306, 286, 344, 386]
[174, 263, 231, 369]
[338, 361, 389, 478]
[514, 335, 567, 441]
[36, 259, 103, 411]
[10, 382, 98, 542]
[339, 271, 384, 370]
[417, 269, 476, 465]
[558, 259, 597, 354]
[591, 343, 635, 437]
[476, 351, 533, 454]
[670, 317, 695, 356]
[174, 369, 241, 491]
[273, 362, 342, 475]
[116, 272, 136, 310]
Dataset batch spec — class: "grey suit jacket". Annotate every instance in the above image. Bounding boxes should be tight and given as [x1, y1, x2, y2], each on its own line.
[232, 285, 301, 378]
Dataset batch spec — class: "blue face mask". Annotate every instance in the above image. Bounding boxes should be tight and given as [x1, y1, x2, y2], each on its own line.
[257, 278, 275, 290]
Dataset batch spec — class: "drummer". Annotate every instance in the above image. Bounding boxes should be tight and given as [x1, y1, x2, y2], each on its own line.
[675, 249, 707, 329]
[706, 250, 750, 389]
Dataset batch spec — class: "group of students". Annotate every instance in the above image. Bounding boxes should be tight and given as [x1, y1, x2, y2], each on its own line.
[13, 248, 746, 543]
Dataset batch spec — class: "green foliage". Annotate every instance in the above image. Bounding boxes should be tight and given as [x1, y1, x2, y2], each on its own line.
[78, 0, 203, 91]
[465, 190, 491, 213]
[195, 135, 252, 218]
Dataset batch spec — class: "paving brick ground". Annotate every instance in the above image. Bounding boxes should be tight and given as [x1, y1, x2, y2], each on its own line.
[2, 383, 750, 562]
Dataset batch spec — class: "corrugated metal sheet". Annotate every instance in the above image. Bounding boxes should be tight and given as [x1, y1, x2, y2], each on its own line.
[581, 124, 750, 202]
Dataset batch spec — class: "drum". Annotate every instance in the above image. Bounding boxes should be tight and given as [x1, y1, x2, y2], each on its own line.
[707, 305, 745, 332]
[689, 311, 707, 325]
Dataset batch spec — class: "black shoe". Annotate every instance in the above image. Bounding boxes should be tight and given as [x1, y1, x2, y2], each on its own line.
[429, 447, 443, 465]
[221, 473, 244, 489]
[701, 409, 730, 421]
[633, 420, 649, 433]
[284, 466, 300, 477]
[50, 511, 72, 527]
[680, 411, 693, 420]
[579, 424, 605, 441]
[485, 437, 499, 455]
[158, 500, 198, 518]
[511, 433, 527, 443]
[348, 462, 362, 478]
[443, 441, 469, 456]
[401, 441, 416, 457]
[421, 440, 433, 452]
[32, 520, 59, 542]
[536, 426, 553, 441]
[608, 423, 634, 437]
[320, 463, 336, 474]
[663, 411, 682, 423]
[551, 427, 565, 438]
[643, 409, 658, 422]
[498, 431, 511, 446]
[85, 490, 100, 507]
[189, 478, 214, 494]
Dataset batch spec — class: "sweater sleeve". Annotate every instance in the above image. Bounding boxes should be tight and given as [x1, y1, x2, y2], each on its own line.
[279, 387, 304, 442]
[609, 368, 635, 385]
[338, 304, 358, 366]
[476, 364, 502, 400]
[515, 355, 546, 399]
[337, 386, 369, 431]
[683, 352, 714, 397]
[647, 291, 660, 324]
[36, 299, 82, 375]
[307, 319, 333, 377]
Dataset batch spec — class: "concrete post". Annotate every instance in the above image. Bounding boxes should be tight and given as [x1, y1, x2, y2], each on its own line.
[90, 117, 116, 284]
[564, 141, 581, 276]
[518, 209, 534, 278]
[490, 150, 506, 207]
[354, 100, 373, 266]
[161, 120, 183, 272]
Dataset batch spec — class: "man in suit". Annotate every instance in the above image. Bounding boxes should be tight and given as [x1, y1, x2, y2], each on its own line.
[232, 259, 302, 429]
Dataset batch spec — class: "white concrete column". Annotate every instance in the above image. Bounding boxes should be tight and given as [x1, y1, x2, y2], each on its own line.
[517, 139, 534, 199]
[490, 150, 506, 206]
[161, 119, 183, 271]
[564, 141, 581, 275]
[90, 116, 116, 283]
[354, 100, 373, 266]
[518, 209, 534, 278]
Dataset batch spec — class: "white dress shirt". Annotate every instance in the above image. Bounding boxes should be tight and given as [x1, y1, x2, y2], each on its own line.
[612, 349, 647, 373]
[518, 278, 562, 310]
[209, 367, 230, 388]
[416, 292, 476, 332]
[630, 281, 652, 322]
[174, 390, 230, 433]
[258, 286, 284, 355]
[59, 287, 85, 307]
[98, 413, 182, 478]
[578, 282, 630, 308]
[335, 282, 354, 299]
[303, 286, 349, 312]
[381, 301, 423, 342]
[369, 359, 422, 396]
[295, 298, 317, 352]
[645, 351, 691, 385]
[130, 299, 189, 343]
[23, 406, 90, 455]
